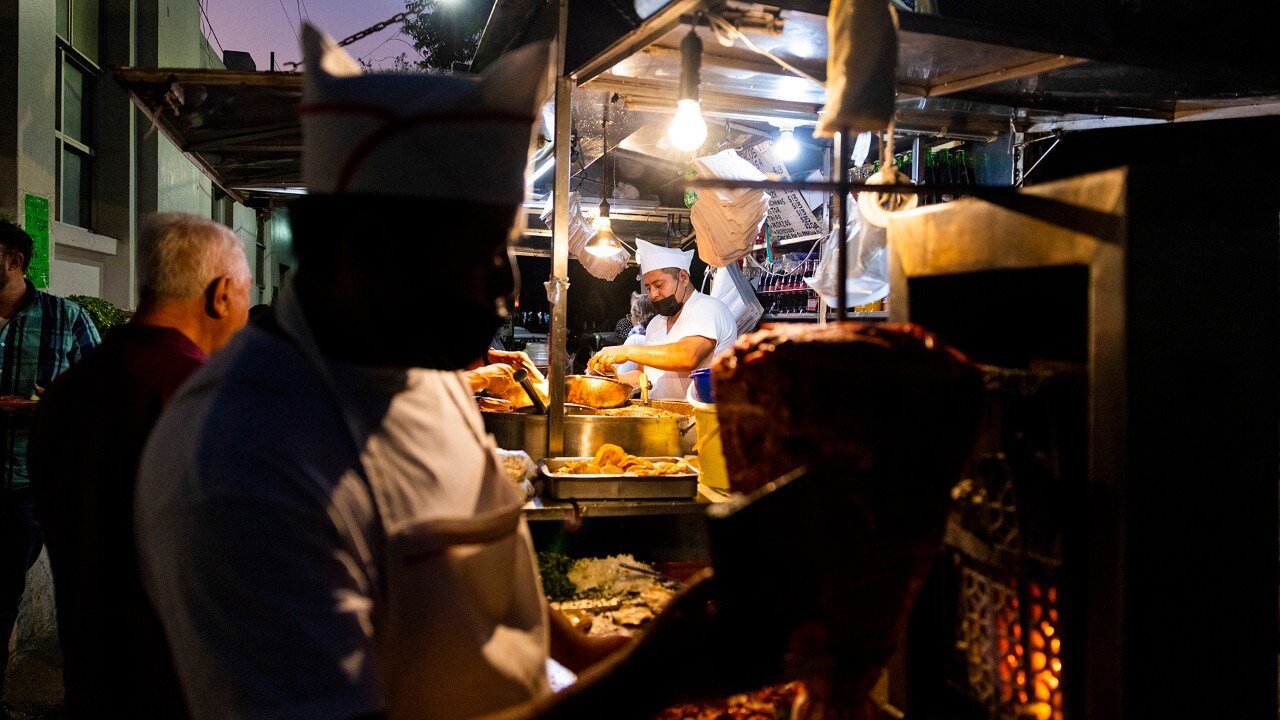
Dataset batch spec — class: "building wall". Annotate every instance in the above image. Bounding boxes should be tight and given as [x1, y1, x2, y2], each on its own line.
[0, 0, 275, 311]
[14, 0, 57, 211]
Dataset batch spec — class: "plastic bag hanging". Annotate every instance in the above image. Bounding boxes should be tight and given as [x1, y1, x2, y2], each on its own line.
[815, 0, 898, 137]
[806, 166, 917, 308]
[540, 192, 631, 281]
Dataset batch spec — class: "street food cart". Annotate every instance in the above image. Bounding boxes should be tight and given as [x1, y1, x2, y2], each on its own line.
[114, 2, 1280, 717]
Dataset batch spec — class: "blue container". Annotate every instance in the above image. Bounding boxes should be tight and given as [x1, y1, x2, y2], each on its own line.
[690, 368, 715, 404]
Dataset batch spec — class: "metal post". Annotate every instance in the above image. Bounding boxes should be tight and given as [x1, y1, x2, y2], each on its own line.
[834, 129, 849, 320]
[547, 0, 572, 457]
[911, 136, 922, 184]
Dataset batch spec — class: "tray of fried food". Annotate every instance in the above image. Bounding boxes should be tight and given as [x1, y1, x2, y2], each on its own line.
[545, 443, 696, 478]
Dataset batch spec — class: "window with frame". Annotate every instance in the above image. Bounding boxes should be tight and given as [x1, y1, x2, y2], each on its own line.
[55, 0, 100, 229]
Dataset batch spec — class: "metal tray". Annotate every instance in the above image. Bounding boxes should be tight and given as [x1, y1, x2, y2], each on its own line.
[540, 457, 699, 500]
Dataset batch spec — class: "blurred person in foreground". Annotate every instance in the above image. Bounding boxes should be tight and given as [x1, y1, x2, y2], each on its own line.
[0, 219, 99, 706]
[133, 25, 622, 720]
[29, 212, 252, 718]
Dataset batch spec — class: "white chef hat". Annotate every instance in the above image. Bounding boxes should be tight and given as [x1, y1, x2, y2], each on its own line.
[635, 238, 694, 275]
[299, 23, 552, 205]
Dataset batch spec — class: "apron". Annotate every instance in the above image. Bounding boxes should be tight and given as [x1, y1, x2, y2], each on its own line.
[274, 288, 550, 720]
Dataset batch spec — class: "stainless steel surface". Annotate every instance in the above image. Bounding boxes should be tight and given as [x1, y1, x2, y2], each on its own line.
[483, 411, 687, 459]
[835, 129, 849, 320]
[540, 457, 699, 500]
[886, 168, 1128, 714]
[569, 0, 707, 85]
[549, 36, 573, 457]
[522, 497, 707, 520]
[565, 374, 633, 409]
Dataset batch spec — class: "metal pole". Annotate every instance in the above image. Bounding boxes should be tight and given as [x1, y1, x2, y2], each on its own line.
[548, 0, 572, 457]
[911, 136, 922, 184]
[835, 129, 849, 320]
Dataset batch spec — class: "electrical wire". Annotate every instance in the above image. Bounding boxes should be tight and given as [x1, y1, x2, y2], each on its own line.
[276, 0, 301, 46]
[198, 0, 226, 56]
[358, 30, 404, 64]
[705, 12, 824, 87]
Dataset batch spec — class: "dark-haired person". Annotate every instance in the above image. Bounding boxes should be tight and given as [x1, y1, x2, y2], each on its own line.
[587, 239, 735, 400]
[29, 212, 251, 718]
[133, 27, 622, 720]
[0, 219, 99, 705]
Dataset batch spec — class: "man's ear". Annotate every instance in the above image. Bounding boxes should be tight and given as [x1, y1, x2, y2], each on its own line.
[205, 275, 233, 318]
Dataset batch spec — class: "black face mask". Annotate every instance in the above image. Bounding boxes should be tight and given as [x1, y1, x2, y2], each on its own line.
[653, 279, 686, 317]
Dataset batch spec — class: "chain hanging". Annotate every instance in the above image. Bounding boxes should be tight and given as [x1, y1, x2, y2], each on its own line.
[281, 1, 427, 70]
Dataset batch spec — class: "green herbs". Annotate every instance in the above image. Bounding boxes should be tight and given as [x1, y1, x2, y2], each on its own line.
[66, 295, 127, 334]
[537, 551, 578, 602]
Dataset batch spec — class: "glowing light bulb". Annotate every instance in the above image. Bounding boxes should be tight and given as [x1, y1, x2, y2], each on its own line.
[668, 99, 707, 152]
[586, 215, 623, 257]
[776, 128, 800, 161]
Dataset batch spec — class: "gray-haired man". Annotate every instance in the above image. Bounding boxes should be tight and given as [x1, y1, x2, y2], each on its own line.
[28, 212, 251, 718]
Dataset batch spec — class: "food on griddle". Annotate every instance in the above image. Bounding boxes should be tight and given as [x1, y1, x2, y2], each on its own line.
[655, 681, 808, 720]
[595, 405, 686, 419]
[476, 396, 513, 413]
[544, 554, 679, 636]
[553, 443, 694, 477]
[711, 321, 983, 716]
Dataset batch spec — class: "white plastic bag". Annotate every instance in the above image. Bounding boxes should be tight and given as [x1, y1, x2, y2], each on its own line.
[805, 167, 917, 308]
[804, 196, 890, 308]
[711, 263, 764, 336]
[540, 192, 631, 281]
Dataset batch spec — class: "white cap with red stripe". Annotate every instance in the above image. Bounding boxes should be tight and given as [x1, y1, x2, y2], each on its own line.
[299, 23, 553, 206]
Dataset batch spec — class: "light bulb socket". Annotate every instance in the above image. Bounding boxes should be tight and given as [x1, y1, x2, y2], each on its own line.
[598, 197, 611, 219]
[679, 27, 702, 101]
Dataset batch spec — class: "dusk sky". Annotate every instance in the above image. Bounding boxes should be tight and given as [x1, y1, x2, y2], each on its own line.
[201, 0, 430, 71]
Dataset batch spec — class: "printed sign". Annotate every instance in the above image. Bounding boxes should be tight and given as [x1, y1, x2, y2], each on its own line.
[739, 140, 826, 245]
[23, 194, 51, 289]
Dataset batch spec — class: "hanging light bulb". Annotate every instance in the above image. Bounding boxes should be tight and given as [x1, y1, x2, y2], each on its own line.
[776, 128, 800, 161]
[586, 102, 623, 257]
[586, 199, 623, 256]
[669, 99, 708, 152]
[668, 25, 706, 152]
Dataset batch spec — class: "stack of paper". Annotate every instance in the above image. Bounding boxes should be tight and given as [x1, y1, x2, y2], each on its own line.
[689, 149, 770, 267]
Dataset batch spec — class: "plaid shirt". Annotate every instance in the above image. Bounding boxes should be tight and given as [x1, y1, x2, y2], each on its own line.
[1, 281, 101, 490]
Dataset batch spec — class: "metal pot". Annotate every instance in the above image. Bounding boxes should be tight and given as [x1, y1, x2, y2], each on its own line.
[481, 408, 686, 458]
[565, 374, 633, 409]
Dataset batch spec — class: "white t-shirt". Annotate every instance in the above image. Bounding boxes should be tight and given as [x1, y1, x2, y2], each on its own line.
[134, 287, 548, 720]
[642, 290, 737, 400]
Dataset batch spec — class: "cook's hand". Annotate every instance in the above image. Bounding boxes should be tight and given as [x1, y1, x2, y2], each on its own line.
[468, 364, 518, 396]
[587, 346, 629, 375]
[487, 349, 543, 380]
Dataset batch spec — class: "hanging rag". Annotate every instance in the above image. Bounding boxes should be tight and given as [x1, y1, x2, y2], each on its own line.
[815, 0, 899, 137]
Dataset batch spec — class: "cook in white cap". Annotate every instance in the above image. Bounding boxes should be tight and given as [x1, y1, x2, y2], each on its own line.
[133, 24, 625, 720]
[588, 239, 737, 400]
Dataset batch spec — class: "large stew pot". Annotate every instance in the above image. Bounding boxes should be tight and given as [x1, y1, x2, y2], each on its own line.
[482, 407, 686, 458]
[565, 374, 633, 409]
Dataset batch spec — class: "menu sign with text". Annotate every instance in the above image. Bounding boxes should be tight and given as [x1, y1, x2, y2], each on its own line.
[739, 140, 825, 245]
